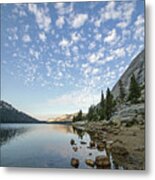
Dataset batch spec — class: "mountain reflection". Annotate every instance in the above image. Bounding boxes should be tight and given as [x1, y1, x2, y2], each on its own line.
[0, 126, 29, 146]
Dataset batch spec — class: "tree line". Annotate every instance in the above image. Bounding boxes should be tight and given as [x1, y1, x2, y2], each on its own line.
[73, 74, 142, 122]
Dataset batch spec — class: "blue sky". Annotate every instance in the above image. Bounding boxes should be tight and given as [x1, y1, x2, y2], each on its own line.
[1, 1, 144, 120]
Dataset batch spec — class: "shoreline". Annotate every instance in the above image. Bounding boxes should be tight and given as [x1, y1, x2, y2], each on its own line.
[73, 120, 145, 170]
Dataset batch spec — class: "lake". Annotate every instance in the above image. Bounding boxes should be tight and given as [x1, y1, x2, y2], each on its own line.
[0, 123, 122, 169]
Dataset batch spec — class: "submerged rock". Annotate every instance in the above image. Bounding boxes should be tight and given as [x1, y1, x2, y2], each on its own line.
[89, 152, 92, 156]
[89, 141, 95, 148]
[72, 146, 78, 152]
[71, 158, 79, 168]
[80, 141, 87, 145]
[85, 159, 95, 167]
[70, 139, 75, 145]
[95, 155, 110, 168]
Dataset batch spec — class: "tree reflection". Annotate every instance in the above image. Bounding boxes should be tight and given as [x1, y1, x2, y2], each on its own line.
[0, 127, 29, 146]
[72, 126, 85, 139]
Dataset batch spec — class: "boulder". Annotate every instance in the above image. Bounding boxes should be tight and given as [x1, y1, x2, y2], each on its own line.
[95, 156, 110, 168]
[85, 159, 95, 167]
[71, 158, 79, 168]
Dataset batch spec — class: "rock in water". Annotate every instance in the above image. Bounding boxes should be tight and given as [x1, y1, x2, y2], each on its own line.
[95, 156, 110, 168]
[80, 141, 87, 145]
[85, 159, 95, 167]
[70, 139, 75, 145]
[89, 141, 95, 148]
[72, 146, 78, 152]
[97, 143, 105, 151]
[71, 158, 79, 168]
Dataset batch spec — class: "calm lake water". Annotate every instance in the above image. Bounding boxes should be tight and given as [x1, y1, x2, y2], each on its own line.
[0, 123, 122, 169]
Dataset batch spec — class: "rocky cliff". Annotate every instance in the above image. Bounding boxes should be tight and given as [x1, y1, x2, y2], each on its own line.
[112, 49, 145, 99]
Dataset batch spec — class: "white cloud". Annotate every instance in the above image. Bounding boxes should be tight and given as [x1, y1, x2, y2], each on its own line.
[88, 54, 99, 63]
[48, 89, 100, 111]
[56, 16, 65, 28]
[93, 1, 135, 29]
[92, 68, 99, 75]
[54, 2, 74, 15]
[103, 1, 120, 21]
[95, 33, 102, 41]
[29, 48, 40, 59]
[54, 2, 64, 10]
[28, 3, 51, 32]
[88, 41, 96, 50]
[72, 46, 79, 54]
[126, 44, 137, 56]
[71, 32, 81, 42]
[94, 19, 102, 27]
[134, 14, 144, 42]
[113, 47, 126, 58]
[22, 34, 31, 43]
[117, 1, 135, 29]
[59, 38, 69, 48]
[117, 21, 128, 29]
[45, 62, 52, 77]
[39, 32, 46, 42]
[104, 29, 117, 43]
[71, 14, 88, 28]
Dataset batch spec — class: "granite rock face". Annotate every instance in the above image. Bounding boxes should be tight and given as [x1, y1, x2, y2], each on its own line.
[112, 50, 145, 99]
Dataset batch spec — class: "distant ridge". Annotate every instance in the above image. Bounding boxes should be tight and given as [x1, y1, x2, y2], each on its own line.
[0, 100, 40, 123]
[48, 113, 78, 123]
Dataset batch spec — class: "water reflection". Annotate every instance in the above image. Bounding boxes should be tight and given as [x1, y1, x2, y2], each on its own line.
[0, 125, 29, 146]
[0, 124, 124, 169]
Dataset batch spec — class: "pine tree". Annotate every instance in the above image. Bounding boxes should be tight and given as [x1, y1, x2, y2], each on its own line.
[105, 88, 115, 120]
[87, 105, 95, 121]
[128, 74, 141, 104]
[73, 110, 83, 122]
[119, 79, 126, 103]
[99, 90, 105, 120]
[77, 110, 83, 121]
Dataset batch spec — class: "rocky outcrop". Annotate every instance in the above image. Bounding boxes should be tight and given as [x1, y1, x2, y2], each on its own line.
[112, 49, 145, 99]
[111, 103, 145, 125]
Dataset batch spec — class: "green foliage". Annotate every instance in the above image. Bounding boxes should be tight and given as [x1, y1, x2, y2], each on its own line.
[0, 101, 38, 123]
[87, 105, 96, 121]
[72, 110, 83, 122]
[99, 91, 105, 120]
[119, 79, 126, 103]
[105, 88, 115, 120]
[128, 74, 141, 104]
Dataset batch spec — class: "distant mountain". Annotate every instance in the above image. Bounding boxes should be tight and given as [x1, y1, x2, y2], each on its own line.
[48, 113, 78, 123]
[0, 100, 40, 123]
